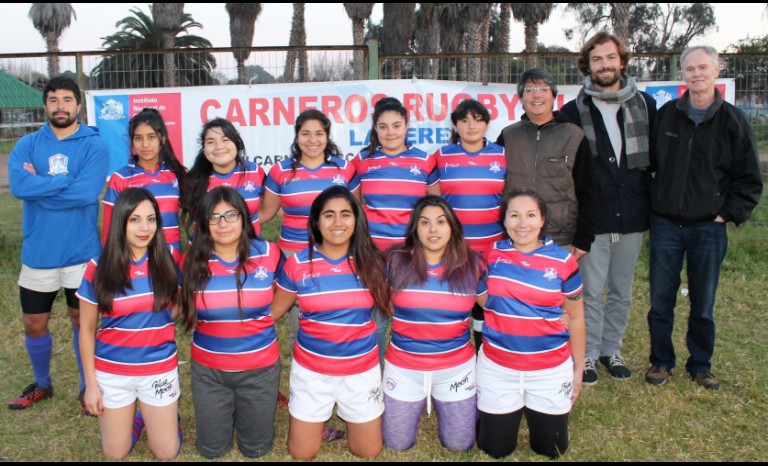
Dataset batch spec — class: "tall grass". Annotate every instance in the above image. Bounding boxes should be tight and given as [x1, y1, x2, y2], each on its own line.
[0, 191, 766, 462]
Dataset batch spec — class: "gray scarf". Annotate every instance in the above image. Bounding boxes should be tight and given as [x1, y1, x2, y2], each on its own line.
[575, 75, 650, 169]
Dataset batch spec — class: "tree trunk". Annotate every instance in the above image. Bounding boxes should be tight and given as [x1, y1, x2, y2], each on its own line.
[162, 32, 177, 87]
[524, 23, 539, 69]
[237, 59, 246, 85]
[499, 4, 511, 83]
[612, 3, 631, 39]
[45, 34, 60, 76]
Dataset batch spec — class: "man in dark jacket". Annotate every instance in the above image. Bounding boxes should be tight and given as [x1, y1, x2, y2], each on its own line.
[646, 46, 763, 390]
[497, 68, 598, 258]
[561, 32, 656, 386]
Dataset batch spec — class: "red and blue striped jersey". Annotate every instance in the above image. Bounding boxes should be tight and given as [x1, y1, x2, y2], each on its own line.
[353, 146, 438, 251]
[103, 162, 182, 250]
[386, 263, 487, 371]
[264, 156, 360, 252]
[434, 140, 506, 254]
[186, 240, 282, 371]
[276, 249, 379, 376]
[482, 238, 582, 371]
[76, 251, 179, 376]
[207, 161, 265, 236]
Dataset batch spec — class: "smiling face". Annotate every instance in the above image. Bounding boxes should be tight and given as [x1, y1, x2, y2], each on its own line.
[125, 199, 158, 260]
[417, 205, 452, 264]
[45, 89, 80, 130]
[454, 111, 488, 152]
[209, 201, 243, 251]
[521, 79, 555, 125]
[132, 123, 161, 170]
[317, 196, 355, 253]
[374, 110, 409, 155]
[297, 118, 328, 166]
[682, 48, 720, 97]
[203, 126, 239, 174]
[588, 40, 625, 91]
[504, 195, 545, 253]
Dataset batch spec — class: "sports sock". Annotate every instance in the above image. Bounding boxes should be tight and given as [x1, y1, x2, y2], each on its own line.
[72, 327, 85, 390]
[26, 332, 53, 388]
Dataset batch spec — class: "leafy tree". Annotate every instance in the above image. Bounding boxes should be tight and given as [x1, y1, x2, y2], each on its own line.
[225, 3, 262, 85]
[227, 65, 276, 85]
[91, 7, 215, 89]
[284, 3, 308, 83]
[565, 4, 716, 53]
[724, 35, 768, 106]
[511, 3, 554, 69]
[28, 3, 77, 77]
[152, 3, 185, 87]
[343, 3, 375, 80]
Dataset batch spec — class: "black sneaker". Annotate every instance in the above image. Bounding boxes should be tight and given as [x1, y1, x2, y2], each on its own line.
[599, 354, 632, 379]
[645, 365, 671, 386]
[690, 371, 721, 391]
[583, 358, 598, 386]
[8, 383, 54, 409]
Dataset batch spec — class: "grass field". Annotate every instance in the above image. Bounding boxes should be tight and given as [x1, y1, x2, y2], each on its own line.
[0, 191, 766, 462]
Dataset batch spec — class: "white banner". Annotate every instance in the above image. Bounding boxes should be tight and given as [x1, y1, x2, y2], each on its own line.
[86, 78, 735, 175]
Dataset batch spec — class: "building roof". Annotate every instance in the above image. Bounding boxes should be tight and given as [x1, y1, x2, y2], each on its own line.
[0, 70, 42, 109]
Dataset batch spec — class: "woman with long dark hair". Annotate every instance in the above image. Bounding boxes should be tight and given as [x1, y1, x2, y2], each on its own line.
[102, 108, 187, 251]
[382, 195, 486, 452]
[270, 185, 390, 461]
[180, 187, 282, 459]
[476, 189, 586, 459]
[77, 187, 182, 460]
[181, 118, 265, 238]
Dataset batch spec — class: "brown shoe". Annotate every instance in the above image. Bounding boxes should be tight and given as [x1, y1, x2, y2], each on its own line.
[690, 371, 721, 390]
[645, 365, 671, 386]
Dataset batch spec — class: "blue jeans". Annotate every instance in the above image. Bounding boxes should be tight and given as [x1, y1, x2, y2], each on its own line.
[647, 214, 727, 373]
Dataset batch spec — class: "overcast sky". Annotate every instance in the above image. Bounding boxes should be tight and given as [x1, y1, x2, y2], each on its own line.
[0, 3, 765, 55]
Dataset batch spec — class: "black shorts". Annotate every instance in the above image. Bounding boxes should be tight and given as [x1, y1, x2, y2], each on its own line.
[20, 287, 79, 314]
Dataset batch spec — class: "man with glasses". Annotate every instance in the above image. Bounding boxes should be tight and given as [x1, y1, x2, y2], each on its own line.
[496, 68, 598, 259]
[7, 75, 108, 412]
[561, 32, 657, 387]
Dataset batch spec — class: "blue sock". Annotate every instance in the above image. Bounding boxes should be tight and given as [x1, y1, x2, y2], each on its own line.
[71, 327, 85, 390]
[26, 333, 53, 388]
[177, 414, 183, 456]
[131, 410, 145, 449]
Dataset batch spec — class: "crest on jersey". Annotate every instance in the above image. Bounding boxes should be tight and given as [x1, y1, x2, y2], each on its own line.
[409, 165, 422, 176]
[172, 178, 179, 189]
[254, 266, 269, 280]
[490, 162, 501, 173]
[48, 154, 69, 175]
[332, 174, 346, 185]
[244, 181, 256, 192]
[543, 267, 558, 281]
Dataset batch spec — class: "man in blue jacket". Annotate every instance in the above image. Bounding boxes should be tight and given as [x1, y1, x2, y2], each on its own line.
[646, 46, 763, 390]
[7, 76, 108, 411]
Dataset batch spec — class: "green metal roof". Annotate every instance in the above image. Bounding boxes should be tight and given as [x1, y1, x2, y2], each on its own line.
[0, 70, 42, 109]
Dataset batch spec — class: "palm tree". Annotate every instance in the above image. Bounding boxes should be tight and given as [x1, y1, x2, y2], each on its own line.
[152, 3, 185, 87]
[414, 3, 441, 79]
[465, 3, 493, 82]
[343, 3, 375, 80]
[28, 3, 77, 77]
[511, 3, 554, 68]
[225, 3, 262, 85]
[439, 3, 466, 81]
[284, 3, 308, 83]
[382, 3, 416, 78]
[91, 7, 215, 89]
[498, 3, 512, 82]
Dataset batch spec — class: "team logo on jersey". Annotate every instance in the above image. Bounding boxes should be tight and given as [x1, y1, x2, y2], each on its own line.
[489, 162, 501, 173]
[409, 165, 422, 176]
[427, 269, 439, 277]
[385, 377, 396, 391]
[172, 178, 179, 189]
[330, 267, 343, 273]
[468, 161, 478, 166]
[543, 267, 558, 281]
[98, 99, 126, 121]
[244, 181, 256, 192]
[494, 257, 512, 266]
[47, 154, 69, 175]
[254, 266, 269, 280]
[133, 270, 145, 277]
[332, 174, 346, 185]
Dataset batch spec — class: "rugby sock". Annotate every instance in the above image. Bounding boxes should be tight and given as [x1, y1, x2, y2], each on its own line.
[71, 327, 85, 390]
[131, 410, 145, 449]
[26, 332, 53, 388]
[434, 397, 477, 452]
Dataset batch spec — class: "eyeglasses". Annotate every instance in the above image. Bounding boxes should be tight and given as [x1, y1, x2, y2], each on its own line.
[523, 86, 551, 94]
[209, 210, 241, 225]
